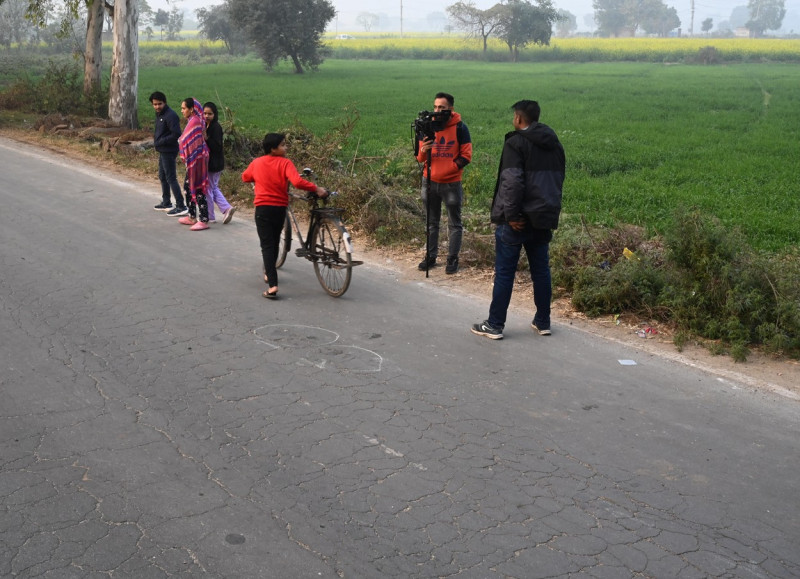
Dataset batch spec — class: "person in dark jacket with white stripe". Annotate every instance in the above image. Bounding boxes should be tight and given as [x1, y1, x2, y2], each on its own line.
[472, 100, 565, 340]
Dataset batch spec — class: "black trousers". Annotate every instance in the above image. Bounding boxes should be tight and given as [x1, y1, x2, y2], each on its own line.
[255, 205, 287, 288]
[184, 176, 208, 222]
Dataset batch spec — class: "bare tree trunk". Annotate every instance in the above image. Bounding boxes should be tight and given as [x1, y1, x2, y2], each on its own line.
[84, 0, 104, 98]
[108, 0, 139, 129]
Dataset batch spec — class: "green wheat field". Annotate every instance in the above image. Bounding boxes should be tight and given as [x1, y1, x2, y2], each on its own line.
[137, 56, 798, 253]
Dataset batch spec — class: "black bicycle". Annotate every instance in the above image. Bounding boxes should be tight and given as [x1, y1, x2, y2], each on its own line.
[275, 169, 362, 297]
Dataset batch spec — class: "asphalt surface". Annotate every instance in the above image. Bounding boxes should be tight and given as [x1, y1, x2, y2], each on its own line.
[1, 137, 799, 578]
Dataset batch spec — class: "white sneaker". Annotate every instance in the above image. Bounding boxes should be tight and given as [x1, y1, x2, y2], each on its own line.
[222, 207, 236, 224]
[531, 321, 551, 336]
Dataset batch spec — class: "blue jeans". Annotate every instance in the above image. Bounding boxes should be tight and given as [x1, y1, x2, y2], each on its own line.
[421, 180, 463, 259]
[488, 223, 552, 330]
[158, 151, 185, 208]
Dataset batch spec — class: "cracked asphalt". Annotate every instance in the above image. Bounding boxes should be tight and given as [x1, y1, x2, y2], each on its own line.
[2, 137, 799, 578]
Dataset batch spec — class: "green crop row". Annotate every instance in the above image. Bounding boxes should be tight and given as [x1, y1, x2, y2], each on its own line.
[139, 59, 800, 252]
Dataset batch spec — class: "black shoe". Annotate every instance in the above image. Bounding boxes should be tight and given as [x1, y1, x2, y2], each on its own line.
[167, 207, 189, 216]
[471, 321, 503, 340]
[154, 202, 173, 211]
[418, 256, 437, 271]
[445, 256, 459, 274]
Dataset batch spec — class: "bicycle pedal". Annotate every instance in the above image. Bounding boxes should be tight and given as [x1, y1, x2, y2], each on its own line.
[295, 248, 309, 258]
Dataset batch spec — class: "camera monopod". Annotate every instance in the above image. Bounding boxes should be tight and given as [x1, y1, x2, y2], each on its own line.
[423, 145, 433, 278]
[412, 125, 434, 278]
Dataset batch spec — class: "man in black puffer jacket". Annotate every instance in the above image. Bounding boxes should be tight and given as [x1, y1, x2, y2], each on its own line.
[472, 100, 565, 341]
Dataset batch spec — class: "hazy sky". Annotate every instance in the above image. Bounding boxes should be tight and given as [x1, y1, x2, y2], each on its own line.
[162, 0, 775, 35]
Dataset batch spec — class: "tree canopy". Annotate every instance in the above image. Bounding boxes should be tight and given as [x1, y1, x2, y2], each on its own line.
[446, 1, 503, 52]
[555, 9, 577, 37]
[639, 0, 680, 36]
[356, 11, 378, 32]
[446, 0, 557, 55]
[496, 0, 558, 61]
[747, 0, 785, 37]
[196, 3, 246, 54]
[228, 0, 335, 74]
[0, 0, 33, 48]
[593, 0, 681, 37]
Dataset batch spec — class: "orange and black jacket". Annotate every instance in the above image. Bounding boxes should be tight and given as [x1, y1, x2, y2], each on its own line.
[416, 111, 472, 184]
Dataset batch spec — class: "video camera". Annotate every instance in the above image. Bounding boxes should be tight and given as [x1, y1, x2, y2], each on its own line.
[412, 109, 451, 155]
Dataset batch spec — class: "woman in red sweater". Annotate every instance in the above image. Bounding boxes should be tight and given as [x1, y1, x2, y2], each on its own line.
[242, 133, 328, 299]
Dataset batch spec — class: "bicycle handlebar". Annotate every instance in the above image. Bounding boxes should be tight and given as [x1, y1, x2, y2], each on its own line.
[288, 190, 338, 201]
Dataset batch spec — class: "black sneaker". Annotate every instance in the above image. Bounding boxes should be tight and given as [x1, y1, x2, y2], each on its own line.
[531, 321, 552, 336]
[418, 256, 437, 270]
[154, 202, 173, 211]
[445, 256, 459, 274]
[167, 207, 189, 217]
[471, 321, 503, 340]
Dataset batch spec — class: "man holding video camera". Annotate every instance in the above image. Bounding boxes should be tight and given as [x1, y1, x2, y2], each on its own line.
[415, 92, 472, 274]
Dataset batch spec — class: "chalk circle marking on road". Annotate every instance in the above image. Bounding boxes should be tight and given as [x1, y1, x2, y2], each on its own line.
[254, 324, 339, 349]
[254, 324, 383, 373]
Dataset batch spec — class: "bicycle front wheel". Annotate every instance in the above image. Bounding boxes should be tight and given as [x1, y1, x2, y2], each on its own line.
[275, 214, 291, 269]
[312, 218, 352, 297]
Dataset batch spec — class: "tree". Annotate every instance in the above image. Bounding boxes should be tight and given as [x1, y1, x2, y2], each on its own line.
[108, 0, 138, 128]
[138, 0, 152, 28]
[495, 0, 558, 62]
[165, 4, 182, 40]
[555, 8, 577, 36]
[445, 1, 502, 52]
[228, 0, 335, 74]
[196, 3, 246, 54]
[746, 0, 785, 36]
[639, 0, 680, 36]
[701, 17, 713, 34]
[593, 0, 680, 37]
[729, 5, 749, 27]
[153, 8, 168, 39]
[356, 11, 378, 32]
[593, 0, 630, 36]
[20, 0, 106, 96]
[82, 0, 105, 97]
[14, 0, 138, 125]
[0, 0, 34, 49]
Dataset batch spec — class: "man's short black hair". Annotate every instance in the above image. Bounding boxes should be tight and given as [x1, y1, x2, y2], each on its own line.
[512, 100, 541, 124]
[435, 92, 455, 106]
[149, 91, 167, 103]
[263, 132, 285, 154]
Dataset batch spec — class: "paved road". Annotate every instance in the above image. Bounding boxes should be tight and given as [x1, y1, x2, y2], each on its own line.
[1, 137, 798, 578]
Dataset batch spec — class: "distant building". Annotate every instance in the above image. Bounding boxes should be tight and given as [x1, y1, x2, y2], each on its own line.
[734, 27, 750, 37]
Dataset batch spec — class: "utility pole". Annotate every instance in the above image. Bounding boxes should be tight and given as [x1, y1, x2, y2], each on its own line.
[400, 0, 404, 37]
[690, 0, 695, 36]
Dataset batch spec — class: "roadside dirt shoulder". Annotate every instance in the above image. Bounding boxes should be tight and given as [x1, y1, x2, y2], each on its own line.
[4, 129, 799, 401]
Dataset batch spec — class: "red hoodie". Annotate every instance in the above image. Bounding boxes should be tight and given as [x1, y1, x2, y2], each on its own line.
[242, 155, 316, 207]
[415, 111, 472, 184]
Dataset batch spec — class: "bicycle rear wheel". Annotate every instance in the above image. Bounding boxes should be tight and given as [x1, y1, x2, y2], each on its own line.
[275, 214, 291, 269]
[312, 218, 352, 297]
